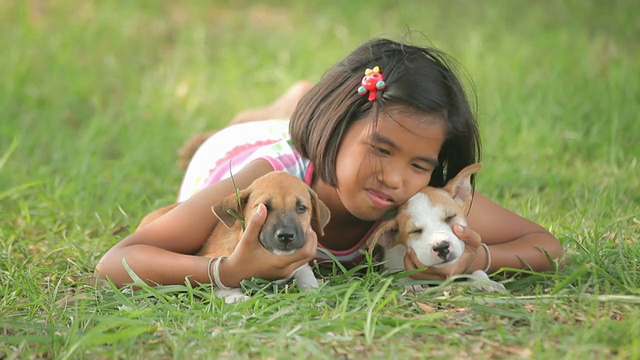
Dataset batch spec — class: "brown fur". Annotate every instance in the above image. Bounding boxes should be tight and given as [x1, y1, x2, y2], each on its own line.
[137, 172, 331, 258]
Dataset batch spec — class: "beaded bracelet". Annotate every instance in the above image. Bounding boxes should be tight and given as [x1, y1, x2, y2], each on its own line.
[206, 257, 217, 285]
[479, 243, 492, 272]
[207, 256, 232, 290]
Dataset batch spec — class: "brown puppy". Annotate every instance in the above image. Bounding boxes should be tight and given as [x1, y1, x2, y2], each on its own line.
[137, 171, 331, 302]
[197, 172, 330, 259]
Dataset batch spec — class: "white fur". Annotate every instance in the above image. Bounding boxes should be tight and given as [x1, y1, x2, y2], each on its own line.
[216, 264, 317, 304]
[371, 163, 506, 293]
[402, 193, 466, 268]
[383, 244, 408, 273]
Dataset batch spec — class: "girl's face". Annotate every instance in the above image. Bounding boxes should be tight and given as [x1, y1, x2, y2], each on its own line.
[334, 106, 446, 221]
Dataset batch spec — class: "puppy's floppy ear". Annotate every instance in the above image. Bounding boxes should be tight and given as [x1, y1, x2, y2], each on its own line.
[212, 188, 251, 229]
[367, 216, 399, 254]
[443, 163, 482, 215]
[308, 188, 331, 237]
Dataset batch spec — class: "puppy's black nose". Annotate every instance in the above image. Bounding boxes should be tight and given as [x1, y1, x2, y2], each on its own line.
[433, 242, 450, 260]
[275, 228, 295, 245]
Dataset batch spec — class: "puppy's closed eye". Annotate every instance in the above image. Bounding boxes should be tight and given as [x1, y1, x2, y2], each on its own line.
[444, 214, 456, 223]
[409, 228, 423, 235]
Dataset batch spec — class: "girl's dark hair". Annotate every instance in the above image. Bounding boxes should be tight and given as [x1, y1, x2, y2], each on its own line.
[290, 38, 481, 188]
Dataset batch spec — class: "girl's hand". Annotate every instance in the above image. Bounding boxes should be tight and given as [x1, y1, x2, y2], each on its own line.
[404, 224, 482, 281]
[219, 203, 318, 287]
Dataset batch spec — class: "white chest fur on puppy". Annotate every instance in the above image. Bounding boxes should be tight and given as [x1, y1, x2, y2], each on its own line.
[368, 163, 505, 292]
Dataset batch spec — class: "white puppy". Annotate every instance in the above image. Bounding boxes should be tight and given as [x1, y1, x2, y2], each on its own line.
[369, 163, 506, 292]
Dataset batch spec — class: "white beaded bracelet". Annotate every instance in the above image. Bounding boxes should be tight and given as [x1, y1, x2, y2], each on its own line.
[207, 256, 233, 290]
[206, 257, 217, 285]
[480, 243, 492, 273]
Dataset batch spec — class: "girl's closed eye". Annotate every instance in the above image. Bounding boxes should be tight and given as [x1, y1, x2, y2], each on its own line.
[368, 141, 433, 173]
[370, 143, 391, 156]
[412, 163, 432, 173]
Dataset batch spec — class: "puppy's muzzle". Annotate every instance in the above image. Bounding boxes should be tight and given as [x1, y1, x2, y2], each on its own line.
[260, 215, 306, 255]
[433, 241, 452, 261]
[428, 233, 465, 267]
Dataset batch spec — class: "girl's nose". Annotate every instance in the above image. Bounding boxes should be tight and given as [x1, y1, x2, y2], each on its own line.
[376, 165, 402, 189]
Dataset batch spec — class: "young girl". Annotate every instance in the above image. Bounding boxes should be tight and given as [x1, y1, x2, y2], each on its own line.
[96, 38, 564, 288]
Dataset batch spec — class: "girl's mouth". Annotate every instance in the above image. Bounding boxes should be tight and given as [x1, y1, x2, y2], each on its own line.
[366, 189, 395, 208]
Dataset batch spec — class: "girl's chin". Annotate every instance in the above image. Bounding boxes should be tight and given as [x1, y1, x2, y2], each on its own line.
[351, 205, 392, 222]
[338, 191, 392, 221]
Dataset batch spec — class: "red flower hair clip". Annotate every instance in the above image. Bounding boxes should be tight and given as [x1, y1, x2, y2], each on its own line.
[357, 66, 386, 101]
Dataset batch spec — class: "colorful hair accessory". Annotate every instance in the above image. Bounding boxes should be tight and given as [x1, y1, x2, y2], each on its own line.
[357, 66, 386, 101]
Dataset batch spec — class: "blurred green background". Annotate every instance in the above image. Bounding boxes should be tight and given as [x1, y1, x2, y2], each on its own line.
[2, 1, 637, 220]
[1, 1, 639, 357]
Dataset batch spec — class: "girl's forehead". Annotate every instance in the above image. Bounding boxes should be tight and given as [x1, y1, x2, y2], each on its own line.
[387, 104, 444, 122]
[367, 107, 447, 139]
[359, 108, 447, 165]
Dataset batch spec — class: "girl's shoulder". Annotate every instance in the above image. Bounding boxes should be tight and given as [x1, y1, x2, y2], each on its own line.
[250, 138, 311, 183]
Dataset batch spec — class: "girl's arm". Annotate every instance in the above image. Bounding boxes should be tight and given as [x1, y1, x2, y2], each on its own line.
[465, 192, 564, 272]
[95, 160, 317, 287]
[405, 191, 565, 279]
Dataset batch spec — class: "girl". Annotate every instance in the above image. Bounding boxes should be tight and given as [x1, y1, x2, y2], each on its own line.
[96, 38, 564, 288]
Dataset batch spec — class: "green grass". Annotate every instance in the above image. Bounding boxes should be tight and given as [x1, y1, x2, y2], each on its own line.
[1, 0, 639, 358]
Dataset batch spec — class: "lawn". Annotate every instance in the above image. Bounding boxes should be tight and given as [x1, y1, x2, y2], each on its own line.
[1, 1, 639, 359]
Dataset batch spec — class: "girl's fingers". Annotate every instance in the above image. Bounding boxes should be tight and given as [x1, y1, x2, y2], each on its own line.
[454, 224, 481, 248]
[298, 225, 318, 260]
[232, 205, 318, 280]
[403, 248, 415, 271]
[403, 247, 421, 271]
[404, 248, 443, 280]
[222, 204, 268, 286]
[246, 203, 267, 237]
[403, 225, 484, 281]
[235, 203, 267, 251]
[404, 248, 450, 280]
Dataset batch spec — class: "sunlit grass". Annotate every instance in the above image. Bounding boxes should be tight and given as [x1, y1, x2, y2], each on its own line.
[1, 1, 639, 358]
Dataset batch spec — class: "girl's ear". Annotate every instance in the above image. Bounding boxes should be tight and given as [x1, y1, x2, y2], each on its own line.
[443, 163, 482, 214]
[308, 188, 331, 237]
[367, 217, 399, 253]
[211, 189, 251, 229]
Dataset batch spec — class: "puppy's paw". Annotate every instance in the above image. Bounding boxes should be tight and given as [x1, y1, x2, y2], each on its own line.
[391, 275, 424, 293]
[224, 294, 251, 303]
[291, 264, 319, 290]
[403, 284, 425, 293]
[469, 270, 507, 293]
[215, 288, 251, 303]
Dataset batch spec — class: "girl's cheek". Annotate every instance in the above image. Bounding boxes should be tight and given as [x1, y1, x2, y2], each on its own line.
[407, 174, 432, 198]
